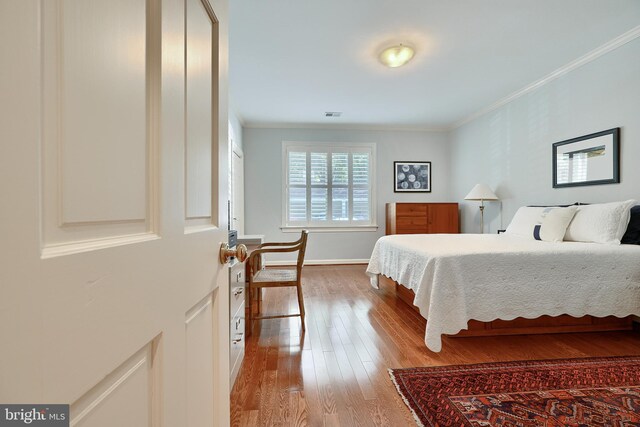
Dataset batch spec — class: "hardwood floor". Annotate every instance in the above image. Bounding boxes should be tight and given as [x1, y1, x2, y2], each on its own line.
[230, 265, 640, 427]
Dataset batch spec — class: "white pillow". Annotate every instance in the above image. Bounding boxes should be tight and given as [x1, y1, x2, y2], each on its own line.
[564, 200, 637, 244]
[505, 206, 577, 242]
[538, 206, 578, 242]
[505, 207, 546, 238]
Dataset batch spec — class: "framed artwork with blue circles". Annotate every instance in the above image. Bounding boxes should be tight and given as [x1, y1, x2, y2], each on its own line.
[394, 161, 431, 193]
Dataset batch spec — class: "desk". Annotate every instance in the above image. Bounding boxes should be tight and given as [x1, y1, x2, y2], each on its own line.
[238, 235, 264, 337]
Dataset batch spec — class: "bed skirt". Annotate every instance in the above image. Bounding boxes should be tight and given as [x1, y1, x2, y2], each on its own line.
[385, 276, 634, 337]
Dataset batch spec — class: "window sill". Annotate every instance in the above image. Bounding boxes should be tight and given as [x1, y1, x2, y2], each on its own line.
[280, 225, 379, 233]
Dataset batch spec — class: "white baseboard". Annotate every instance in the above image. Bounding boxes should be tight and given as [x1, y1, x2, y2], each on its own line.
[264, 258, 369, 266]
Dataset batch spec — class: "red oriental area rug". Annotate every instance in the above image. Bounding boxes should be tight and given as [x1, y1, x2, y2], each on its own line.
[389, 356, 640, 426]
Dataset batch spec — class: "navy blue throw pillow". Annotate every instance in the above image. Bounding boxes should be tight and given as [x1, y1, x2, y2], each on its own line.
[621, 205, 640, 245]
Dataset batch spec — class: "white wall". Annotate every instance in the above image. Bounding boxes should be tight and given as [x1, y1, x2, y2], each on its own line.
[241, 37, 640, 252]
[244, 127, 450, 261]
[450, 38, 640, 233]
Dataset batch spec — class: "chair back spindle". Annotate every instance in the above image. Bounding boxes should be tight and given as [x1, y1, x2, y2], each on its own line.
[296, 230, 309, 274]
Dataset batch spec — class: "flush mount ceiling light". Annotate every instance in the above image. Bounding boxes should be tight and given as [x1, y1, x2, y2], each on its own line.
[379, 44, 415, 68]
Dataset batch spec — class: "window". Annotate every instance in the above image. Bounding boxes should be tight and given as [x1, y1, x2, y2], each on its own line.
[283, 142, 376, 230]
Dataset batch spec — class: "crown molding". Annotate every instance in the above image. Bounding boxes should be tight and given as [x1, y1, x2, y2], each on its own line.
[242, 121, 448, 133]
[452, 24, 640, 130]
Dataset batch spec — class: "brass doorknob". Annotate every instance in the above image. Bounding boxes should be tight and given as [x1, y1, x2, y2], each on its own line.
[219, 243, 248, 264]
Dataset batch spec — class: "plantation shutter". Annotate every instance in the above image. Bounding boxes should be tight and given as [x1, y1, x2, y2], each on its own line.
[284, 143, 375, 228]
[310, 152, 328, 221]
[288, 152, 307, 222]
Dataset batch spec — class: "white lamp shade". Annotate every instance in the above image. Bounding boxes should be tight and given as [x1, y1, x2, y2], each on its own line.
[464, 183, 498, 201]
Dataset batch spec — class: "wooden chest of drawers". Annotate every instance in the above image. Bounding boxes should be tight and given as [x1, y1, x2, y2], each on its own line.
[386, 203, 459, 234]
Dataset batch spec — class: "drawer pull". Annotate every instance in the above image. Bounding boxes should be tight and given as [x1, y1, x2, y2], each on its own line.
[233, 287, 244, 296]
[232, 333, 244, 344]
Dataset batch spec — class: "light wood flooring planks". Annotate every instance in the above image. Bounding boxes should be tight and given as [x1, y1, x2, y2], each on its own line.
[230, 265, 640, 426]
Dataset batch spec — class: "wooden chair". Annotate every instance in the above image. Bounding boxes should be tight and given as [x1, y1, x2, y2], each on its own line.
[247, 230, 309, 331]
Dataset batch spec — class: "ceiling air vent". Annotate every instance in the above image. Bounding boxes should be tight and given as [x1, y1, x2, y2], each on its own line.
[325, 111, 342, 118]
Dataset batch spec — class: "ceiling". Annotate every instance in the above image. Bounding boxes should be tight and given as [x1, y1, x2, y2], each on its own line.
[229, 1, 640, 130]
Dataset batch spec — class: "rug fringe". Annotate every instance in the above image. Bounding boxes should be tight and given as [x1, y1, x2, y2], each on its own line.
[388, 368, 426, 427]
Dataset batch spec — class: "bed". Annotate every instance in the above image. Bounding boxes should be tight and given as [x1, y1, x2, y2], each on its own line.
[366, 233, 640, 352]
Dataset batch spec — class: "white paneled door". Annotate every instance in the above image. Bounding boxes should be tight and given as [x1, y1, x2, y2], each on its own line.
[0, 0, 230, 425]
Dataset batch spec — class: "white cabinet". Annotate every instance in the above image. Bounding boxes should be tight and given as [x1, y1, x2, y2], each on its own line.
[229, 258, 245, 390]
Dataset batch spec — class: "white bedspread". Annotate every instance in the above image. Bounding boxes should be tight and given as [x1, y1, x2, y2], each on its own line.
[366, 234, 640, 352]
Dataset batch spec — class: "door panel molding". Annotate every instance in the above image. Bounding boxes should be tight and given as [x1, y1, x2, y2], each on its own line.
[184, 0, 219, 231]
[41, 0, 161, 256]
[185, 293, 215, 427]
[70, 338, 161, 426]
